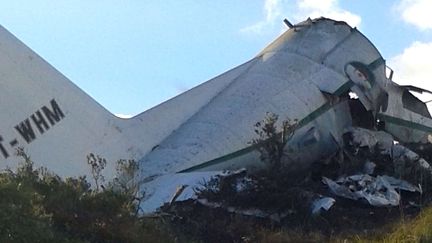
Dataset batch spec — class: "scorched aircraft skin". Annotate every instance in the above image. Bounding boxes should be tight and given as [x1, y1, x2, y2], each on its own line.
[0, 17, 431, 201]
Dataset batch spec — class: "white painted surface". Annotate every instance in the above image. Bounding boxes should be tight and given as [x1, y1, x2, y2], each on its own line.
[0, 18, 394, 189]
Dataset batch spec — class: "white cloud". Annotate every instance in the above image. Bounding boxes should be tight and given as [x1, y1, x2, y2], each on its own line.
[296, 0, 361, 27]
[297, 0, 334, 10]
[396, 0, 432, 30]
[115, 113, 133, 119]
[241, 0, 282, 34]
[388, 41, 432, 89]
[241, 0, 361, 35]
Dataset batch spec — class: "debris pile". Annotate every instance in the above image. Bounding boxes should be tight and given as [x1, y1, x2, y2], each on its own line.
[322, 174, 420, 207]
[150, 127, 432, 242]
[318, 127, 428, 208]
[159, 127, 432, 225]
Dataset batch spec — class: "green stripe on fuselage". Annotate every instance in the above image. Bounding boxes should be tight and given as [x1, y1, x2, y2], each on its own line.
[377, 113, 432, 133]
[333, 80, 354, 96]
[179, 81, 354, 173]
[179, 102, 335, 173]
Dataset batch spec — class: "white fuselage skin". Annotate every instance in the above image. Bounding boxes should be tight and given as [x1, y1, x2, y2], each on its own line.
[0, 17, 430, 190]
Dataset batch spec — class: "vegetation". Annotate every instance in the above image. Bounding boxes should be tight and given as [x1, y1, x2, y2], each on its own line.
[0, 148, 175, 243]
[161, 113, 432, 242]
[4, 113, 432, 242]
[250, 112, 297, 172]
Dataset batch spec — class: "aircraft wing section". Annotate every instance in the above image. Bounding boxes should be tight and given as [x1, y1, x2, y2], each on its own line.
[138, 171, 222, 214]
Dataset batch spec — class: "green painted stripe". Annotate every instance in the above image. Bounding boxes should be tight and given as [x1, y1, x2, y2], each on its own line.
[368, 57, 385, 71]
[179, 100, 343, 173]
[333, 81, 354, 96]
[179, 79, 357, 173]
[297, 102, 331, 128]
[179, 55, 388, 172]
[179, 80, 358, 173]
[179, 144, 260, 173]
[377, 113, 432, 133]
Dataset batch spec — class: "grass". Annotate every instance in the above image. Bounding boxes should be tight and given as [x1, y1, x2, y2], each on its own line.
[379, 206, 432, 243]
[249, 205, 432, 243]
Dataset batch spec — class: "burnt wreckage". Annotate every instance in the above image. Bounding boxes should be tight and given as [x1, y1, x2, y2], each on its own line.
[138, 18, 432, 212]
[0, 15, 431, 211]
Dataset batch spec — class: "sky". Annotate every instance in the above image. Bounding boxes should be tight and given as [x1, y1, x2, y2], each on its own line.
[0, 0, 432, 117]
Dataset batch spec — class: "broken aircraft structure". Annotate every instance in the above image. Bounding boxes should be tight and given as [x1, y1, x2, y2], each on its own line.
[0, 17, 431, 211]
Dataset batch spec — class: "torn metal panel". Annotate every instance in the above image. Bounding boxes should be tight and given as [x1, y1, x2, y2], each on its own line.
[342, 127, 432, 188]
[311, 197, 335, 215]
[323, 175, 420, 207]
[378, 84, 432, 144]
[325, 127, 429, 207]
[391, 144, 432, 180]
[344, 127, 432, 178]
[400, 85, 432, 95]
[284, 100, 352, 168]
[380, 175, 422, 193]
[138, 171, 221, 214]
[344, 127, 394, 154]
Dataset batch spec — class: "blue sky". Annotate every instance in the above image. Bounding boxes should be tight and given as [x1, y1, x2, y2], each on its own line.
[0, 0, 431, 117]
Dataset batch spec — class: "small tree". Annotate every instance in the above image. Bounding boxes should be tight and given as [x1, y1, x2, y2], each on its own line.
[111, 159, 143, 215]
[112, 159, 138, 194]
[86, 153, 107, 191]
[251, 112, 297, 172]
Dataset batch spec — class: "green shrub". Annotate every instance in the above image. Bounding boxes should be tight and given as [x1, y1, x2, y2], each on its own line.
[0, 149, 175, 243]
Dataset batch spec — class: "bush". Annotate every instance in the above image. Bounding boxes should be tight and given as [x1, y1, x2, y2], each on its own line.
[250, 112, 297, 172]
[0, 149, 175, 243]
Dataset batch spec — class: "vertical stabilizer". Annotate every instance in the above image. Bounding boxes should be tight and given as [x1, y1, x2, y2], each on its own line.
[0, 25, 135, 178]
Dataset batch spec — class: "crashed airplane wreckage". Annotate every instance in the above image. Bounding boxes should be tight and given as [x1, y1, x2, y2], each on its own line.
[0, 17, 432, 212]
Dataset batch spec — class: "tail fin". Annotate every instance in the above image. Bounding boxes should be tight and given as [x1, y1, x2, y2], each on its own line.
[0, 24, 254, 180]
[0, 25, 139, 178]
